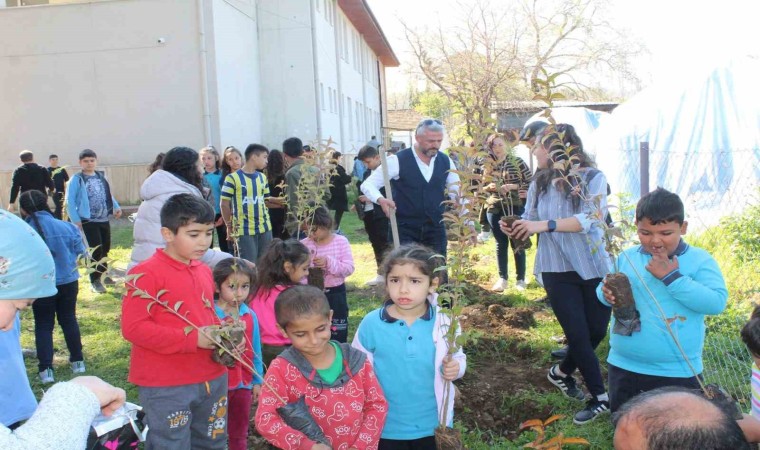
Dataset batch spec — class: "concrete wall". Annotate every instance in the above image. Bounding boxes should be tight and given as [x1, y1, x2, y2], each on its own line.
[209, 0, 262, 150]
[0, 0, 208, 171]
[257, 0, 318, 150]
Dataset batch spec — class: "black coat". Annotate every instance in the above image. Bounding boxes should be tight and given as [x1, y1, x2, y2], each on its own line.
[327, 164, 352, 211]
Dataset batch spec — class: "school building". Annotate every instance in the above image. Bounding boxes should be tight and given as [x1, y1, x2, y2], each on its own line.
[0, 0, 398, 204]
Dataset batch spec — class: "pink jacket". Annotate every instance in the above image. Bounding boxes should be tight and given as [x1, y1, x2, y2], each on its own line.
[250, 285, 291, 346]
[301, 234, 354, 288]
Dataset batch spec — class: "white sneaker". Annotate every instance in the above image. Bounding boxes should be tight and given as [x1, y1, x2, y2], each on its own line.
[71, 361, 86, 374]
[477, 231, 492, 243]
[491, 278, 508, 292]
[366, 275, 384, 286]
[39, 368, 55, 384]
[515, 279, 527, 291]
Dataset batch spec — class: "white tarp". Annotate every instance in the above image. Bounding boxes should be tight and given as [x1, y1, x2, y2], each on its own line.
[591, 57, 760, 224]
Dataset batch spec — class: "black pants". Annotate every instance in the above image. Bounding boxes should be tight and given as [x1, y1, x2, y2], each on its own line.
[397, 220, 447, 259]
[543, 271, 610, 397]
[379, 436, 436, 450]
[325, 284, 348, 343]
[33, 280, 83, 372]
[214, 213, 229, 253]
[333, 209, 345, 230]
[488, 209, 527, 281]
[82, 220, 111, 282]
[363, 210, 390, 271]
[608, 364, 702, 413]
[52, 192, 65, 220]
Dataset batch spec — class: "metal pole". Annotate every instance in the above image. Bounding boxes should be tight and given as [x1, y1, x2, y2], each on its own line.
[640, 141, 649, 196]
[379, 147, 400, 249]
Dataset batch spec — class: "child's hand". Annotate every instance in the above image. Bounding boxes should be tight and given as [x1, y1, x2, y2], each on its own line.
[441, 355, 460, 381]
[252, 385, 261, 404]
[601, 279, 616, 305]
[313, 256, 327, 269]
[197, 326, 217, 349]
[646, 252, 679, 279]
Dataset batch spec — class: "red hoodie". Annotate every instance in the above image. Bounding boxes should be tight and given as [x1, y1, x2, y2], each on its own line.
[121, 249, 226, 387]
[255, 344, 387, 450]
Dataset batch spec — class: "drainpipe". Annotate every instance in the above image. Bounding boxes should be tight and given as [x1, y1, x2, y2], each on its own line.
[332, 3, 346, 151]
[309, 0, 323, 144]
[197, 0, 212, 146]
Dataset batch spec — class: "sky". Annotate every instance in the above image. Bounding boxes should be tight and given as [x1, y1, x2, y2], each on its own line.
[365, 0, 760, 99]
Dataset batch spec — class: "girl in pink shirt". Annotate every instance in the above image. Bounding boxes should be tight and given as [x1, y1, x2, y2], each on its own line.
[301, 206, 355, 342]
[249, 238, 310, 367]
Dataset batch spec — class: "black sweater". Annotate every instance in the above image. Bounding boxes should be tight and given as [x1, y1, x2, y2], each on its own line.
[10, 163, 53, 203]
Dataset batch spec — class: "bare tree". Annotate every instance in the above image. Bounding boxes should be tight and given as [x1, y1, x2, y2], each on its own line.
[402, 0, 643, 137]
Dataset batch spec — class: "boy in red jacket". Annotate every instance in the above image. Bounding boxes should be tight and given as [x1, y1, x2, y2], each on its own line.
[255, 285, 387, 450]
[122, 193, 228, 449]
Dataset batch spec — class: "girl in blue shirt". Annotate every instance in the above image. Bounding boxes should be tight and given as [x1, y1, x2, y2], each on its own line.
[201, 146, 229, 253]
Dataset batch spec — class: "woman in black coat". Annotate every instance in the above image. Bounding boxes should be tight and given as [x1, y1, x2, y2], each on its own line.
[327, 151, 353, 230]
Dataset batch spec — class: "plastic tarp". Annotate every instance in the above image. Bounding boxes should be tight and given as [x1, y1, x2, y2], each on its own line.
[591, 57, 760, 224]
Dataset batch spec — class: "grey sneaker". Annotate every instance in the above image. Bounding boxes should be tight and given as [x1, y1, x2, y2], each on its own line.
[71, 361, 86, 374]
[547, 365, 585, 401]
[573, 398, 610, 425]
[39, 368, 55, 384]
[91, 280, 107, 294]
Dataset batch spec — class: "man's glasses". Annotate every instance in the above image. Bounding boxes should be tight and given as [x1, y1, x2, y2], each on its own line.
[416, 118, 443, 132]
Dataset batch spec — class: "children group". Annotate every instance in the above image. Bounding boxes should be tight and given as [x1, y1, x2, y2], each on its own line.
[120, 190, 465, 450]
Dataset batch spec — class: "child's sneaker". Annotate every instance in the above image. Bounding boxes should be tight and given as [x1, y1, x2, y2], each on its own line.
[39, 368, 55, 384]
[71, 361, 86, 374]
[573, 398, 610, 425]
[547, 365, 585, 401]
[515, 279, 527, 291]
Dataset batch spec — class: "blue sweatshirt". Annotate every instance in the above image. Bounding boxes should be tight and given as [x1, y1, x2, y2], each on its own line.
[597, 240, 728, 377]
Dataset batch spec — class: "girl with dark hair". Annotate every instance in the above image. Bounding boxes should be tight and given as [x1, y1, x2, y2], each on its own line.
[249, 239, 311, 366]
[301, 206, 354, 342]
[19, 190, 87, 384]
[264, 149, 289, 240]
[221, 146, 244, 187]
[129, 147, 231, 269]
[502, 123, 612, 425]
[482, 133, 532, 292]
[200, 146, 229, 252]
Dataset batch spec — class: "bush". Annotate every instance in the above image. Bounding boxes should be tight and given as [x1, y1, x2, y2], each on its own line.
[721, 202, 760, 263]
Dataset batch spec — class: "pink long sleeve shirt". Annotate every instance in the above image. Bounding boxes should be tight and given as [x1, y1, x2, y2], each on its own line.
[301, 234, 355, 288]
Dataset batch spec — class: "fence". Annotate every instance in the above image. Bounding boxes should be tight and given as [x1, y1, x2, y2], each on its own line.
[602, 145, 760, 411]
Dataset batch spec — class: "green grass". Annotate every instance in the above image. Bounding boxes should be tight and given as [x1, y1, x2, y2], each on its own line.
[19, 214, 617, 448]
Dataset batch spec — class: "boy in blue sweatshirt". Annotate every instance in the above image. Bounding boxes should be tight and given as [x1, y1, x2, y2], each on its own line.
[598, 188, 728, 413]
[66, 149, 121, 294]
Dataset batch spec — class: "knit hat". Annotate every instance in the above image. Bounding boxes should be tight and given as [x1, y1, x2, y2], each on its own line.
[0, 209, 56, 300]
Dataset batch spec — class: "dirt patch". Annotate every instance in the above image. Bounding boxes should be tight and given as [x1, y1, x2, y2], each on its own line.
[455, 353, 554, 441]
[460, 304, 538, 337]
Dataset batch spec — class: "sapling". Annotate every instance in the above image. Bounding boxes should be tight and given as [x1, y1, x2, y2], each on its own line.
[519, 415, 589, 449]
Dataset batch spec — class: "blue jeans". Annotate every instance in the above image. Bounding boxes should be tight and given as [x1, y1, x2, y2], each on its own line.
[396, 220, 447, 259]
[487, 209, 526, 281]
[236, 231, 272, 264]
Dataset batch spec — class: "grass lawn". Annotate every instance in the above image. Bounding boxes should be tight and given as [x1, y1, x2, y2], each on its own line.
[19, 213, 615, 449]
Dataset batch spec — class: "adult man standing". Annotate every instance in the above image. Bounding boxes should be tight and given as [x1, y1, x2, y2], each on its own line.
[8, 150, 53, 213]
[282, 137, 306, 235]
[361, 119, 465, 259]
[47, 154, 69, 219]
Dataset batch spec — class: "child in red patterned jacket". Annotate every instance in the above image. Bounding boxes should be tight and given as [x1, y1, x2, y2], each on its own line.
[255, 285, 387, 450]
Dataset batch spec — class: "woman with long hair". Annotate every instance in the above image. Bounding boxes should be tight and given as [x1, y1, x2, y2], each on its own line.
[502, 123, 611, 424]
[129, 147, 230, 269]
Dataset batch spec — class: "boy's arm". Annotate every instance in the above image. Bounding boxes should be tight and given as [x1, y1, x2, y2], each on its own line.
[324, 238, 355, 278]
[121, 273, 200, 354]
[220, 175, 235, 226]
[663, 254, 728, 315]
[251, 313, 264, 384]
[65, 177, 82, 224]
[255, 360, 316, 450]
[351, 360, 388, 450]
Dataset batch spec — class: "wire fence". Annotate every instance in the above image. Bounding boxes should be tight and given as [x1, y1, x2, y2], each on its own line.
[603, 146, 760, 411]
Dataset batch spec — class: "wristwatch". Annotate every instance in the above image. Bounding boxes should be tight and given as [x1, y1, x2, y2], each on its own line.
[547, 220, 557, 232]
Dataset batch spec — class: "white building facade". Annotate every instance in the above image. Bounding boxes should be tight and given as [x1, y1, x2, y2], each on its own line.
[0, 0, 398, 174]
